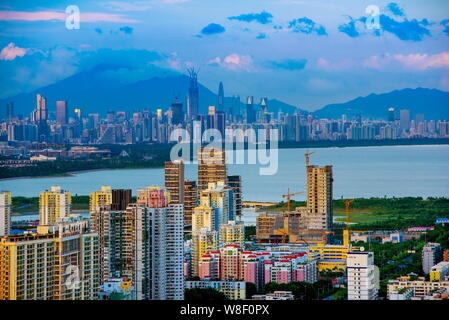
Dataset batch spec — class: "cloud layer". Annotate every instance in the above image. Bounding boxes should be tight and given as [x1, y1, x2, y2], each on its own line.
[228, 11, 273, 24]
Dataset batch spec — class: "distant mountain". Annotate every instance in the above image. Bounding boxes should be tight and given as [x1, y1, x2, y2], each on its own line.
[0, 64, 302, 117]
[313, 88, 449, 120]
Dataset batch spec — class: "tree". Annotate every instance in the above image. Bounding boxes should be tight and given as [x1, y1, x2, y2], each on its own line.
[185, 288, 228, 301]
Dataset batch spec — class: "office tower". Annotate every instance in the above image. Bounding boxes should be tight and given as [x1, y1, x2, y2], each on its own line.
[246, 96, 256, 124]
[422, 243, 443, 275]
[184, 180, 198, 226]
[0, 191, 11, 236]
[39, 186, 72, 225]
[207, 105, 216, 129]
[35, 94, 47, 121]
[187, 67, 199, 119]
[198, 146, 227, 192]
[0, 217, 99, 300]
[170, 100, 184, 125]
[219, 221, 244, 249]
[165, 160, 185, 205]
[218, 82, 224, 112]
[89, 186, 113, 212]
[192, 228, 218, 276]
[260, 98, 270, 123]
[227, 175, 242, 217]
[56, 100, 68, 125]
[215, 111, 226, 139]
[347, 252, 378, 300]
[387, 108, 395, 122]
[6, 102, 13, 123]
[111, 189, 131, 211]
[400, 109, 410, 133]
[415, 113, 425, 128]
[74, 108, 82, 121]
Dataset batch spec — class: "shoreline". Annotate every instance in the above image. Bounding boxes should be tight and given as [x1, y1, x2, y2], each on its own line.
[1, 142, 448, 181]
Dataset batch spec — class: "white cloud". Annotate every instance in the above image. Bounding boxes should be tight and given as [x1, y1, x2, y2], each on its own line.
[363, 52, 449, 71]
[0, 43, 27, 61]
[208, 53, 254, 71]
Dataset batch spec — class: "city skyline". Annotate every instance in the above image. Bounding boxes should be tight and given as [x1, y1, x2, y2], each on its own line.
[1, 1, 449, 110]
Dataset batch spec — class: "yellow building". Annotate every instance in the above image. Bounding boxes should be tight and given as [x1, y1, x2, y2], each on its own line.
[39, 186, 71, 225]
[0, 218, 99, 300]
[192, 205, 215, 232]
[430, 262, 449, 282]
[219, 221, 244, 249]
[89, 186, 112, 212]
[0, 191, 12, 236]
[192, 228, 218, 277]
[309, 244, 350, 271]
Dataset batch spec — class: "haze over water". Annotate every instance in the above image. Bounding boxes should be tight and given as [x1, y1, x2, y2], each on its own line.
[1, 145, 448, 201]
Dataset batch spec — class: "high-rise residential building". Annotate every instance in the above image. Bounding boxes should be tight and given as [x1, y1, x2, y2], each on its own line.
[198, 146, 227, 192]
[187, 67, 199, 119]
[0, 217, 99, 300]
[218, 82, 224, 112]
[136, 186, 184, 300]
[220, 244, 240, 280]
[219, 221, 244, 249]
[165, 160, 185, 205]
[56, 100, 68, 125]
[423, 243, 443, 275]
[227, 175, 242, 217]
[199, 181, 235, 229]
[184, 180, 197, 226]
[444, 249, 449, 262]
[89, 185, 113, 212]
[192, 228, 218, 276]
[92, 187, 184, 300]
[246, 96, 256, 124]
[0, 191, 12, 236]
[192, 204, 215, 232]
[400, 109, 410, 133]
[39, 186, 72, 225]
[111, 189, 131, 211]
[347, 252, 378, 300]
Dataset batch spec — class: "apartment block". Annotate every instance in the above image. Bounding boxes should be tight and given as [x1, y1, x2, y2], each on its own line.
[39, 186, 71, 225]
[0, 191, 11, 236]
[347, 252, 378, 300]
[422, 243, 443, 275]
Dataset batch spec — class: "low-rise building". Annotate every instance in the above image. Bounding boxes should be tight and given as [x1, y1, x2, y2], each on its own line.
[185, 280, 246, 300]
[387, 275, 449, 299]
[430, 261, 449, 282]
[252, 291, 294, 300]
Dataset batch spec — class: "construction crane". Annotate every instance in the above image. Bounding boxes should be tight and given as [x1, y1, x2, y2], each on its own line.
[304, 152, 316, 167]
[282, 188, 304, 211]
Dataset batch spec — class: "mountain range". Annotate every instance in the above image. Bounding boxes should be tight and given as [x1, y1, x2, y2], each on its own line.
[1, 64, 448, 120]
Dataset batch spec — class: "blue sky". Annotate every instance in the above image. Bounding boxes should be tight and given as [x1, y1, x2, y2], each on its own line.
[1, 0, 449, 110]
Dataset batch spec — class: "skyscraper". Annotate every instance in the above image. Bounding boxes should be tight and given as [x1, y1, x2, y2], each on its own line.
[170, 100, 184, 125]
[184, 180, 198, 226]
[0, 191, 11, 236]
[39, 186, 72, 225]
[400, 109, 410, 133]
[227, 175, 242, 218]
[6, 102, 13, 123]
[165, 160, 185, 205]
[246, 96, 256, 124]
[187, 67, 199, 119]
[387, 107, 395, 122]
[218, 82, 224, 112]
[56, 100, 68, 125]
[198, 146, 227, 192]
[35, 94, 47, 122]
[347, 252, 378, 300]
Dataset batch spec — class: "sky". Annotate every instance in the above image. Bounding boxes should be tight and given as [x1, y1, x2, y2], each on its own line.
[1, 0, 449, 111]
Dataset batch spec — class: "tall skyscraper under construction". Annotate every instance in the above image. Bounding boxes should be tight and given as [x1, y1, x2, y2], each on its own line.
[187, 67, 199, 119]
[198, 146, 227, 192]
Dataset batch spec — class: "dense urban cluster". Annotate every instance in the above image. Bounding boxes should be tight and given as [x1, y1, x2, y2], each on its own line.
[1, 147, 447, 300]
[2, 70, 449, 149]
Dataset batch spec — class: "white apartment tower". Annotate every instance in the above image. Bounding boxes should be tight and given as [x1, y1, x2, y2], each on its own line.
[0, 191, 12, 236]
[347, 252, 378, 300]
